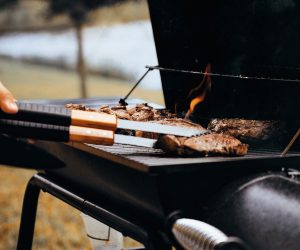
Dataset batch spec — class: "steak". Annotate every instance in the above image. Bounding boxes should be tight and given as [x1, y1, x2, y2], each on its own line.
[99, 105, 132, 120]
[136, 118, 207, 139]
[183, 133, 248, 156]
[65, 103, 94, 111]
[159, 134, 248, 156]
[137, 118, 248, 156]
[208, 118, 284, 143]
[66, 103, 248, 156]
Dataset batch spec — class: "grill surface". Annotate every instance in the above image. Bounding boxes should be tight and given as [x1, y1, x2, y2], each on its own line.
[68, 142, 300, 174]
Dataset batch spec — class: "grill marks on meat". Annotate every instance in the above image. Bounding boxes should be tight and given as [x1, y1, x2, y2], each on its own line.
[208, 119, 284, 143]
[65, 103, 94, 112]
[159, 134, 248, 156]
[136, 118, 207, 139]
[66, 103, 248, 156]
[99, 105, 131, 120]
[99, 104, 163, 121]
[154, 120, 248, 156]
[136, 117, 248, 156]
[184, 134, 248, 156]
[68, 103, 176, 121]
[131, 105, 154, 121]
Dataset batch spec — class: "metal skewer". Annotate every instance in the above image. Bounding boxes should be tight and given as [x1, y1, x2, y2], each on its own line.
[146, 65, 300, 83]
[120, 68, 153, 104]
[281, 128, 300, 156]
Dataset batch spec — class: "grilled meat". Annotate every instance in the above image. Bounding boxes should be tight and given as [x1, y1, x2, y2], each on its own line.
[137, 118, 248, 156]
[154, 119, 248, 156]
[99, 105, 131, 120]
[159, 134, 248, 156]
[183, 133, 248, 156]
[65, 103, 94, 111]
[66, 103, 248, 156]
[208, 118, 284, 143]
[136, 118, 207, 139]
[131, 104, 155, 121]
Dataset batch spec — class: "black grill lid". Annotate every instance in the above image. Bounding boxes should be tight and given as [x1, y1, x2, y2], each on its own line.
[147, 0, 300, 122]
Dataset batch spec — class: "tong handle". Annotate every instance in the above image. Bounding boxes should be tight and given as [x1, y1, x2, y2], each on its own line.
[0, 102, 72, 126]
[71, 110, 118, 131]
[0, 119, 114, 145]
[0, 119, 69, 141]
[0, 102, 118, 131]
[69, 126, 114, 145]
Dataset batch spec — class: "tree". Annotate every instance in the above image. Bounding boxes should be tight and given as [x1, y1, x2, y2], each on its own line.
[0, 0, 18, 8]
[48, 0, 123, 98]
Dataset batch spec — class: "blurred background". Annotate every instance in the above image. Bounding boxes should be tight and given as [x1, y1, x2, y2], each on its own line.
[0, 0, 163, 249]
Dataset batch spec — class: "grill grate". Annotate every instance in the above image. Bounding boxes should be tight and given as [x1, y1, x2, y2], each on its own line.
[68, 142, 300, 174]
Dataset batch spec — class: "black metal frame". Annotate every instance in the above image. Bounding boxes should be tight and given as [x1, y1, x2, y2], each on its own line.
[16, 174, 172, 250]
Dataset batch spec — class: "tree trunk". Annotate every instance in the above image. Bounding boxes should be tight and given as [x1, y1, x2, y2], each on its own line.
[75, 22, 87, 98]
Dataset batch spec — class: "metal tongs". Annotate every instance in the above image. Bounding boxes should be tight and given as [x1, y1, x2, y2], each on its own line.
[0, 102, 203, 148]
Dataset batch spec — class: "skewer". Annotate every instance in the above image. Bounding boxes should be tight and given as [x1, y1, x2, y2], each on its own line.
[281, 128, 300, 156]
[121, 64, 300, 102]
[120, 68, 153, 103]
[146, 65, 300, 83]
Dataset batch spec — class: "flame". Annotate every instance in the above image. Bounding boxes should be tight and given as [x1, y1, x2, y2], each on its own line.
[185, 64, 212, 119]
[185, 94, 206, 118]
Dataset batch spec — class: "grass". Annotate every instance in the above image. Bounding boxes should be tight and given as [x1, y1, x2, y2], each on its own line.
[0, 57, 162, 249]
[0, 58, 164, 104]
[0, 167, 91, 250]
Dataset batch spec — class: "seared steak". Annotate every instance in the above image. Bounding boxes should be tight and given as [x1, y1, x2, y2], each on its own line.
[183, 133, 248, 156]
[136, 118, 207, 139]
[137, 118, 248, 156]
[131, 104, 155, 121]
[99, 105, 132, 120]
[208, 118, 284, 143]
[65, 103, 94, 111]
[159, 134, 248, 156]
[66, 103, 248, 156]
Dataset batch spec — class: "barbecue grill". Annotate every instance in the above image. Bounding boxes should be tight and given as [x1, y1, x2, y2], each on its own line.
[6, 0, 300, 249]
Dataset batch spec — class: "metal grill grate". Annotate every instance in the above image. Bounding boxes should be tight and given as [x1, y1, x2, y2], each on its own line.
[68, 142, 300, 173]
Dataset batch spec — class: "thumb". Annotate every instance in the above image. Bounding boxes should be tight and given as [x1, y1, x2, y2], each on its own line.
[0, 82, 18, 114]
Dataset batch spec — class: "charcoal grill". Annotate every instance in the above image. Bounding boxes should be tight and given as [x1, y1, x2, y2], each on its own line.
[9, 0, 300, 249]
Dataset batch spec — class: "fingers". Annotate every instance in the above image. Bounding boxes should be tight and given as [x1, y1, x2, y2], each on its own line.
[0, 81, 18, 114]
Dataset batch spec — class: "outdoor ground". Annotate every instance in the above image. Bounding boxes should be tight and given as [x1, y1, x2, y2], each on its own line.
[0, 57, 163, 249]
[0, 58, 164, 103]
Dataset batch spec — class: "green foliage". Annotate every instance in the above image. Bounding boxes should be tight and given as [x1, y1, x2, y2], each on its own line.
[49, 0, 124, 24]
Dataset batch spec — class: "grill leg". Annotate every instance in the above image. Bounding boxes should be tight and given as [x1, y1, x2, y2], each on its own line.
[16, 174, 173, 250]
[145, 232, 172, 250]
[17, 176, 41, 250]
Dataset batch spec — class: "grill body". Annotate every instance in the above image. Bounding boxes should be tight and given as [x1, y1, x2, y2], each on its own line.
[205, 174, 300, 250]
[20, 96, 300, 249]
[27, 98, 300, 231]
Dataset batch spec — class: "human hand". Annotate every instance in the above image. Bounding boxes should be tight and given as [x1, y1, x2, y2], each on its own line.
[0, 81, 18, 114]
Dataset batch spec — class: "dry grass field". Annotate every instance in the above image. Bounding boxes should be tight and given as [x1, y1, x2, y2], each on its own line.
[0, 58, 164, 103]
[0, 58, 162, 249]
[0, 167, 91, 250]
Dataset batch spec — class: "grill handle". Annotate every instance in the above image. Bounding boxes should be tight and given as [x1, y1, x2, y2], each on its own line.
[169, 215, 249, 250]
[0, 119, 115, 145]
